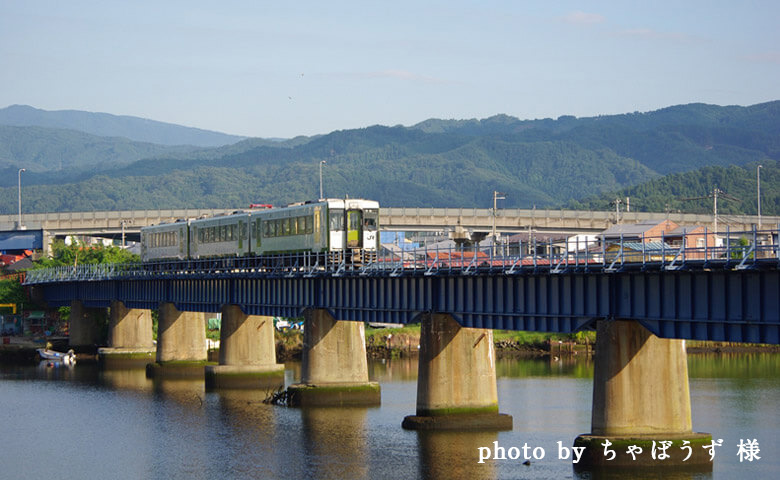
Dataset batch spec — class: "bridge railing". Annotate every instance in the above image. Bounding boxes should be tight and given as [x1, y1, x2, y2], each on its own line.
[23, 227, 779, 284]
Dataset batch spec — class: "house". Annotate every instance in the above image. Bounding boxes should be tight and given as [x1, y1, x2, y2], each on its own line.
[604, 241, 676, 263]
[664, 226, 719, 260]
[601, 219, 680, 243]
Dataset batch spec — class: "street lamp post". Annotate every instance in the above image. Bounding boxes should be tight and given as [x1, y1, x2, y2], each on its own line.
[17, 168, 26, 230]
[757, 165, 762, 229]
[319, 160, 326, 199]
[492, 191, 506, 255]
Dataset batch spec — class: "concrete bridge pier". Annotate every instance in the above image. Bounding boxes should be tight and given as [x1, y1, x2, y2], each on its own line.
[574, 320, 712, 469]
[205, 305, 284, 389]
[286, 309, 380, 406]
[98, 301, 155, 367]
[146, 302, 212, 378]
[402, 313, 512, 430]
[68, 300, 106, 351]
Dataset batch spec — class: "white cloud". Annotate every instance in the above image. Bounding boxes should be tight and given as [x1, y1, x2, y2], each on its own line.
[742, 52, 780, 65]
[352, 70, 450, 84]
[614, 28, 693, 42]
[562, 11, 605, 25]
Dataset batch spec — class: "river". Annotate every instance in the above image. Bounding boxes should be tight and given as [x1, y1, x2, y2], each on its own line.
[0, 353, 777, 479]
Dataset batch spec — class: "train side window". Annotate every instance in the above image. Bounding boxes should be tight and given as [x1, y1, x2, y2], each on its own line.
[263, 221, 270, 238]
[363, 209, 378, 230]
[349, 211, 361, 230]
[329, 210, 344, 231]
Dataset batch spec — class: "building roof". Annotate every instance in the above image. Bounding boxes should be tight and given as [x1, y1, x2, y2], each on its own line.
[601, 220, 677, 237]
[506, 232, 569, 243]
[6, 257, 33, 271]
[668, 226, 708, 236]
[615, 241, 674, 251]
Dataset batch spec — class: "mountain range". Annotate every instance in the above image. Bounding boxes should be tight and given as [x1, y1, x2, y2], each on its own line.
[0, 102, 778, 217]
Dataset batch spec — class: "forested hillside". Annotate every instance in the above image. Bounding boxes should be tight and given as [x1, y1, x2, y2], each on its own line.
[573, 160, 780, 216]
[0, 101, 777, 213]
[0, 104, 245, 147]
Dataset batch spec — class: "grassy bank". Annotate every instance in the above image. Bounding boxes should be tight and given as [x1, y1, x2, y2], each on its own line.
[274, 324, 598, 360]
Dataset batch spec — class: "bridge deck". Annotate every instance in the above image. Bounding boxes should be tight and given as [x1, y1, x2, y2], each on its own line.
[26, 234, 780, 345]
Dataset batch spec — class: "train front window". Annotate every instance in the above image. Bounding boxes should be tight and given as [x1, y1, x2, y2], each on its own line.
[363, 209, 378, 231]
[329, 210, 344, 231]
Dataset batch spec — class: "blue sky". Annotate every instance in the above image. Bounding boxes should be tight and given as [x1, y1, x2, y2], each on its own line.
[1, 0, 778, 138]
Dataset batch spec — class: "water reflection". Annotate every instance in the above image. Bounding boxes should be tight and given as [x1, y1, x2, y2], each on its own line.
[574, 465, 713, 480]
[99, 367, 152, 392]
[300, 407, 369, 479]
[496, 355, 594, 378]
[212, 390, 280, 478]
[368, 357, 420, 382]
[0, 352, 776, 479]
[151, 377, 206, 404]
[416, 430, 497, 480]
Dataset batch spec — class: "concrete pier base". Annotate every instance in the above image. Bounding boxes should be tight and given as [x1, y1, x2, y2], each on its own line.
[146, 303, 212, 379]
[286, 309, 380, 406]
[69, 300, 106, 350]
[574, 320, 712, 469]
[98, 301, 155, 368]
[402, 314, 512, 431]
[205, 306, 284, 389]
[98, 347, 156, 369]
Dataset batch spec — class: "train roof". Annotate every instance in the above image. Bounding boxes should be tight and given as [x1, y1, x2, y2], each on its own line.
[144, 199, 380, 228]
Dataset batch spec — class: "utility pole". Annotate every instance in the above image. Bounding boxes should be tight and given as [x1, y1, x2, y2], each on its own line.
[613, 198, 622, 223]
[492, 191, 506, 255]
[319, 160, 326, 199]
[680, 187, 740, 233]
[757, 165, 762, 229]
[17, 168, 26, 230]
[120, 220, 131, 247]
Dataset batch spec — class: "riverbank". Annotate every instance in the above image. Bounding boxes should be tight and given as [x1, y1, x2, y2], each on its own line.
[274, 326, 780, 360]
[4, 328, 777, 365]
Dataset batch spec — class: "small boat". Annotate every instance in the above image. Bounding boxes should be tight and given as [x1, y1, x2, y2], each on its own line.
[36, 348, 77, 366]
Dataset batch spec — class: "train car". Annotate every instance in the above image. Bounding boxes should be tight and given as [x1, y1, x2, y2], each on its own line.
[321, 198, 379, 262]
[248, 198, 379, 262]
[249, 202, 326, 255]
[189, 212, 251, 259]
[140, 220, 190, 262]
[140, 198, 380, 264]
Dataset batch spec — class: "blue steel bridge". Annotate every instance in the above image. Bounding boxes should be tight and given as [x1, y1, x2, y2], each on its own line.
[25, 230, 780, 345]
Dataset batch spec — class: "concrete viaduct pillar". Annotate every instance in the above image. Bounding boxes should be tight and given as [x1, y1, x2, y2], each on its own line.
[402, 313, 512, 430]
[205, 305, 284, 389]
[146, 302, 211, 378]
[286, 308, 380, 406]
[574, 320, 712, 469]
[68, 300, 106, 351]
[98, 301, 156, 367]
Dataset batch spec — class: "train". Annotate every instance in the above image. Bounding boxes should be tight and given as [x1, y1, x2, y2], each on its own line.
[140, 198, 380, 264]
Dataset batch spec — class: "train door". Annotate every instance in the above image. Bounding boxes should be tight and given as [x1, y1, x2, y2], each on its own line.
[314, 208, 321, 247]
[238, 220, 246, 254]
[179, 225, 187, 258]
[253, 219, 262, 253]
[347, 209, 362, 248]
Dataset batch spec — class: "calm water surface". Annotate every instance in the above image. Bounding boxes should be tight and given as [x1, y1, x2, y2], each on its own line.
[0, 354, 777, 480]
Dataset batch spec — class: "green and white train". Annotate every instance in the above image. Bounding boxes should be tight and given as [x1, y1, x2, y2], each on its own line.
[140, 199, 380, 263]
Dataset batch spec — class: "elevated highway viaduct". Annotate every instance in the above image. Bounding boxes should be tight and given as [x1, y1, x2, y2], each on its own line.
[2, 207, 776, 251]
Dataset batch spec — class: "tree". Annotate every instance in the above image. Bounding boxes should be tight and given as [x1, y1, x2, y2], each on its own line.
[34, 240, 139, 269]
